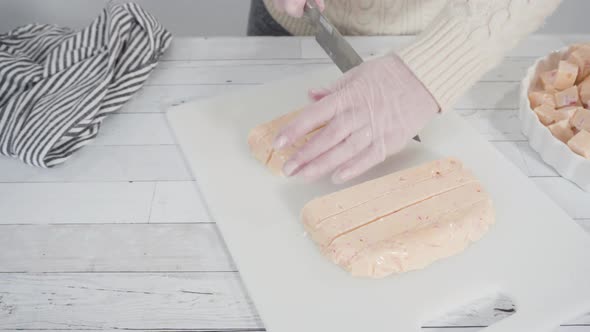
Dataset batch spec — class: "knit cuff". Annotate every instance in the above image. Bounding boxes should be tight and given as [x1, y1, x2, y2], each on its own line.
[397, 13, 493, 112]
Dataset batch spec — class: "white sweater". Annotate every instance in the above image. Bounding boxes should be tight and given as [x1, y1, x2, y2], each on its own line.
[262, 0, 562, 110]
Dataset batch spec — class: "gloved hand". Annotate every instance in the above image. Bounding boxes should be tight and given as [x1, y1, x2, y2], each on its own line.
[272, 0, 325, 18]
[273, 54, 440, 184]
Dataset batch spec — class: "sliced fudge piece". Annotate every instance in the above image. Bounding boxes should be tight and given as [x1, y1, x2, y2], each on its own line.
[578, 77, 590, 107]
[555, 86, 582, 108]
[570, 108, 590, 132]
[332, 187, 493, 278]
[548, 119, 575, 143]
[540, 69, 557, 92]
[529, 91, 556, 109]
[567, 44, 590, 83]
[557, 106, 580, 122]
[302, 158, 463, 234]
[347, 200, 493, 278]
[533, 105, 577, 127]
[568, 130, 590, 159]
[553, 60, 578, 90]
[248, 109, 320, 175]
[302, 158, 495, 278]
[248, 110, 301, 175]
[306, 167, 477, 249]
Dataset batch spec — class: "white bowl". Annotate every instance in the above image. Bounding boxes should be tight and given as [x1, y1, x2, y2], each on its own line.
[520, 46, 590, 192]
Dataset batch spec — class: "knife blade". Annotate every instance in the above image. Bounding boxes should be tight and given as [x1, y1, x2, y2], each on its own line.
[302, 1, 420, 142]
[303, 1, 362, 73]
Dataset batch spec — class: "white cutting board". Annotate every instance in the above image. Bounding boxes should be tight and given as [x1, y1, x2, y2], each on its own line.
[167, 66, 590, 332]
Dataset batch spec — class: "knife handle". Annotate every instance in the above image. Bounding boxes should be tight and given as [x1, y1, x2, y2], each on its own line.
[304, 0, 318, 10]
[303, 0, 320, 22]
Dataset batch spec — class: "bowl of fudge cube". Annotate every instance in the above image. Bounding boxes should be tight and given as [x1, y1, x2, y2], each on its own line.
[521, 43, 590, 191]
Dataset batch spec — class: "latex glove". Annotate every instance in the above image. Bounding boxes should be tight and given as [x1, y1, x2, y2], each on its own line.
[273, 54, 440, 184]
[272, 0, 325, 18]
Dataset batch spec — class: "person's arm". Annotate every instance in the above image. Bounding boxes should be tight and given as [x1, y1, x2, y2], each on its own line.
[272, 0, 563, 184]
[398, 0, 562, 111]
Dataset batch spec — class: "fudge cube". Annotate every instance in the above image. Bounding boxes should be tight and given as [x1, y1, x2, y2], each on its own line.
[568, 130, 590, 159]
[579, 76, 590, 106]
[558, 106, 580, 121]
[534, 105, 577, 126]
[529, 91, 556, 109]
[570, 107, 590, 131]
[540, 70, 557, 92]
[571, 43, 590, 52]
[549, 119, 575, 143]
[567, 47, 590, 83]
[533, 104, 558, 125]
[554, 60, 578, 90]
[555, 86, 581, 108]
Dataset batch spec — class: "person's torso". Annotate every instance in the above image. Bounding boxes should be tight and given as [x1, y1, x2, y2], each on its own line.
[262, 0, 448, 36]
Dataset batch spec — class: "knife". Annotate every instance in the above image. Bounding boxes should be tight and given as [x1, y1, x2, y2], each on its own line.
[302, 1, 420, 142]
[302, 1, 362, 73]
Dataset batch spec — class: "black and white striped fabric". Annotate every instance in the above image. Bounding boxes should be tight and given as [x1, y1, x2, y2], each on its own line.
[0, 2, 172, 167]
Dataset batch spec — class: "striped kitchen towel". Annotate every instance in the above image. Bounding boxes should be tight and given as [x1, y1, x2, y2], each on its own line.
[0, 2, 172, 167]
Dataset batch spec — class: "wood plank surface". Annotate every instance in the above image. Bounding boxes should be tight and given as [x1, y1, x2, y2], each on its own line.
[0, 273, 588, 330]
[0, 273, 261, 330]
[1, 36, 589, 331]
[0, 224, 233, 272]
[0, 182, 154, 224]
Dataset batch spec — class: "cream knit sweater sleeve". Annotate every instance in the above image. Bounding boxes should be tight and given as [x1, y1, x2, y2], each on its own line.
[397, 0, 562, 111]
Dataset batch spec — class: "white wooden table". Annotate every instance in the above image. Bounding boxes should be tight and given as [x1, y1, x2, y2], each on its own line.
[1, 35, 589, 332]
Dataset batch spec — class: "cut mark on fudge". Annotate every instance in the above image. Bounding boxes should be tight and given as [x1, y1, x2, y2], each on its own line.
[264, 125, 326, 168]
[342, 197, 491, 266]
[309, 164, 465, 229]
[306, 168, 477, 246]
[330, 200, 494, 278]
[301, 158, 495, 278]
[264, 149, 274, 166]
[323, 180, 480, 248]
